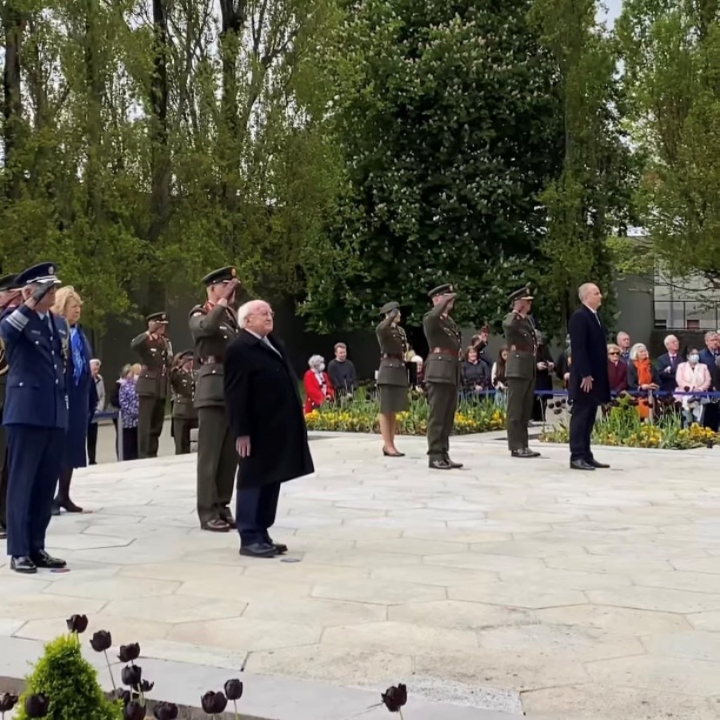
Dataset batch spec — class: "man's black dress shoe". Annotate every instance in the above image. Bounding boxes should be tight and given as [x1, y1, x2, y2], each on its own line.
[201, 519, 231, 532]
[444, 456, 464, 469]
[570, 459, 596, 471]
[269, 541, 288, 554]
[31, 550, 67, 569]
[588, 459, 610, 469]
[523, 448, 542, 458]
[240, 543, 278, 558]
[429, 459, 453, 470]
[219, 507, 235, 526]
[11, 556, 37, 574]
[511, 449, 538, 458]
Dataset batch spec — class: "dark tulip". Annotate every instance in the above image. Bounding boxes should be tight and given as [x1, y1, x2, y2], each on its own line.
[139, 680, 154, 693]
[66, 614, 89, 634]
[124, 700, 145, 720]
[546, 401, 555, 409]
[24, 694, 50, 718]
[118, 690, 132, 707]
[0, 693, 18, 712]
[553, 408, 562, 415]
[153, 701, 179, 720]
[381, 684, 408, 712]
[224, 679, 243, 701]
[201, 691, 228, 714]
[90, 630, 112, 652]
[121, 664, 143, 688]
[118, 643, 141, 663]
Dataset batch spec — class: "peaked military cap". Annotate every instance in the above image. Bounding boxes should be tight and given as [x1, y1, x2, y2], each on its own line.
[174, 349, 193, 363]
[379, 301, 400, 315]
[146, 311, 168, 324]
[201, 266, 237, 286]
[15, 262, 61, 287]
[428, 283, 455, 299]
[0, 274, 19, 292]
[509, 285, 534, 304]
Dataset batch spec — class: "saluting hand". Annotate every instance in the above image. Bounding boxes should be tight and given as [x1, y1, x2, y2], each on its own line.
[219, 279, 240, 306]
[236, 435, 251, 458]
[29, 280, 56, 305]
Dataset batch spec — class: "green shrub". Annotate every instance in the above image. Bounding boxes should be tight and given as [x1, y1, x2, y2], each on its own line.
[16, 634, 122, 720]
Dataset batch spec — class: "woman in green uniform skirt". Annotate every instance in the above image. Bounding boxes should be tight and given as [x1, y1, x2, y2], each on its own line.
[376, 302, 409, 457]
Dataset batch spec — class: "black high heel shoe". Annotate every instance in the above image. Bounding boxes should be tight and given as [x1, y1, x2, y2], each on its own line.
[382, 448, 405, 457]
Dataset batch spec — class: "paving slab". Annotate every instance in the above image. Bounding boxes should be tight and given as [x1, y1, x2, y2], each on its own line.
[1, 433, 719, 718]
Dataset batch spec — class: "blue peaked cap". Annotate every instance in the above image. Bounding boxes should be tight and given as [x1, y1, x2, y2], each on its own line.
[14, 262, 61, 287]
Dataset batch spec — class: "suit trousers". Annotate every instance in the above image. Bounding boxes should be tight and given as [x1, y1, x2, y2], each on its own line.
[236, 481, 281, 545]
[138, 396, 165, 458]
[0, 415, 7, 529]
[87, 421, 99, 464]
[506, 377, 535, 451]
[569, 396, 600, 462]
[6, 426, 64, 557]
[426, 382, 458, 459]
[173, 417, 196, 455]
[196, 406, 238, 525]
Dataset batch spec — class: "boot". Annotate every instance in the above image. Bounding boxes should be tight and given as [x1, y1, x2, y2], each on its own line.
[55, 470, 83, 513]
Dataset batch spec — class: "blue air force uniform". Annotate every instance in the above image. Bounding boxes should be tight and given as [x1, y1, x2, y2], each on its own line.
[0, 263, 69, 572]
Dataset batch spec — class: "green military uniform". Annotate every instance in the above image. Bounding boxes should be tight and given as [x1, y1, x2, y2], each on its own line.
[190, 266, 240, 531]
[423, 284, 463, 470]
[376, 302, 409, 414]
[502, 286, 540, 458]
[170, 350, 197, 455]
[130, 311, 172, 459]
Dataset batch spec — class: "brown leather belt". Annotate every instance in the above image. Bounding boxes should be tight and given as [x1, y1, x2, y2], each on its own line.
[509, 345, 535, 353]
[381, 353, 403, 360]
[431, 347, 459, 358]
[200, 356, 221, 364]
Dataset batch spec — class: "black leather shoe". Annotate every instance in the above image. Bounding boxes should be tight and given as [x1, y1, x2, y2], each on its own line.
[444, 457, 464, 469]
[59, 499, 84, 513]
[523, 448, 542, 458]
[511, 449, 536, 458]
[268, 539, 288, 554]
[429, 459, 453, 470]
[588, 459, 610, 469]
[31, 550, 66, 569]
[240, 542, 278, 558]
[383, 448, 405, 457]
[570, 459, 596, 471]
[201, 519, 231, 532]
[219, 508, 235, 526]
[11, 556, 37, 574]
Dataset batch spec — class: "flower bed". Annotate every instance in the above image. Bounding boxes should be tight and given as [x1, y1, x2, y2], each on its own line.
[540, 395, 719, 449]
[305, 395, 506, 435]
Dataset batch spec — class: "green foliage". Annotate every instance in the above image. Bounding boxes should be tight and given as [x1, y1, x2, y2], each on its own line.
[15, 634, 122, 720]
[300, 0, 564, 332]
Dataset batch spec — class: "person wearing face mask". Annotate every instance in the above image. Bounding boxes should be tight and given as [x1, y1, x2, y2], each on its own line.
[303, 355, 335, 414]
[675, 348, 711, 426]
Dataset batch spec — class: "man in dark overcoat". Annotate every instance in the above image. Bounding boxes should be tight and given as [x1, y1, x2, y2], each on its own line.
[568, 282, 611, 471]
[224, 299, 314, 558]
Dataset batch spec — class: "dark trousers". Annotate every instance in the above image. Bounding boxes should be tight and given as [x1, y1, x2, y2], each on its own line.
[426, 382, 458, 459]
[87, 421, 99, 464]
[122, 427, 139, 461]
[6, 426, 64, 557]
[236, 481, 281, 545]
[532, 395, 548, 422]
[703, 403, 719, 432]
[569, 397, 599, 462]
[138, 396, 165, 458]
[173, 417, 197, 455]
[0, 416, 7, 530]
[197, 406, 238, 525]
[506, 377, 535, 451]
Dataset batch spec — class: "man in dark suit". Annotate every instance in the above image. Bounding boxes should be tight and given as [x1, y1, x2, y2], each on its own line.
[699, 331, 720, 431]
[656, 334, 682, 395]
[568, 282, 611, 471]
[224, 299, 314, 558]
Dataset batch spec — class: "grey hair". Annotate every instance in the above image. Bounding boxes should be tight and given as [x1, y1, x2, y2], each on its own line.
[629, 343, 648, 361]
[237, 299, 269, 328]
[308, 354, 325, 369]
[663, 334, 678, 348]
[616, 331, 629, 342]
[578, 282, 595, 301]
[705, 330, 717, 342]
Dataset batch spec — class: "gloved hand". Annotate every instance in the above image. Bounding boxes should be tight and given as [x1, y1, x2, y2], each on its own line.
[31, 280, 56, 303]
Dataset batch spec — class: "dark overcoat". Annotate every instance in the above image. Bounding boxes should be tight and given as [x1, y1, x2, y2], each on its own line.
[224, 329, 314, 489]
[568, 305, 610, 404]
[63, 325, 98, 469]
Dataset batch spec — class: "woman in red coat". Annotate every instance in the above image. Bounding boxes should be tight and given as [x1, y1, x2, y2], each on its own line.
[303, 354, 335, 414]
[607, 343, 628, 394]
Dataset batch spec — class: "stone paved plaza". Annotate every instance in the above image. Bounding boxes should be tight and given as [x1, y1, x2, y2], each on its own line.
[2, 432, 720, 719]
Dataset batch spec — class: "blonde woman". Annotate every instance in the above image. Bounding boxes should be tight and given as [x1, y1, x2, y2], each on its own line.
[51, 287, 97, 514]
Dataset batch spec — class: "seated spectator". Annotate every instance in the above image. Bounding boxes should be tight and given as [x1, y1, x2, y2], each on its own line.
[118, 364, 140, 460]
[491, 346, 509, 408]
[607, 344, 628, 394]
[533, 333, 554, 421]
[327, 342, 358, 399]
[462, 346, 490, 394]
[627, 343, 659, 420]
[617, 331, 632, 364]
[656, 334, 682, 395]
[675, 348, 711, 426]
[303, 355, 335, 414]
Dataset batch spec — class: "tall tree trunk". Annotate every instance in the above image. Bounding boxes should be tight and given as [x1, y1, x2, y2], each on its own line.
[2, 1, 24, 201]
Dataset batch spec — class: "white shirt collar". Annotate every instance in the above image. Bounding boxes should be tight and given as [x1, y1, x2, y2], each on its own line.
[245, 329, 266, 341]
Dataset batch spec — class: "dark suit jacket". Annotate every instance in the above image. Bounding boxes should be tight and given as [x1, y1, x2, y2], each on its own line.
[699, 347, 720, 376]
[568, 305, 610, 404]
[224, 329, 314, 488]
[656, 352, 682, 394]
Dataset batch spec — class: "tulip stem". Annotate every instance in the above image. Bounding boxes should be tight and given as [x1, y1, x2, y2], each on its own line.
[234, 699, 239, 720]
[103, 650, 118, 697]
[399, 710, 404, 720]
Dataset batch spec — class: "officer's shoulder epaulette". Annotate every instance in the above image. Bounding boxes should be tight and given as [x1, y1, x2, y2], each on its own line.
[189, 304, 206, 319]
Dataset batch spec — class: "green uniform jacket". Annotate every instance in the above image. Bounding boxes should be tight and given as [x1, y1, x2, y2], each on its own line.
[423, 296, 462, 385]
[130, 333, 172, 399]
[170, 367, 197, 419]
[376, 316, 409, 387]
[189, 303, 240, 408]
[502, 311, 537, 380]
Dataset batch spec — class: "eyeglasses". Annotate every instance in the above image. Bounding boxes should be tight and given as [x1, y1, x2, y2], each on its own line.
[249, 310, 274, 318]
[609, 351, 620, 356]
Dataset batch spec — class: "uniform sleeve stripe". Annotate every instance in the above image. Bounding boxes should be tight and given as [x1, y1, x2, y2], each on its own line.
[7, 311, 28, 330]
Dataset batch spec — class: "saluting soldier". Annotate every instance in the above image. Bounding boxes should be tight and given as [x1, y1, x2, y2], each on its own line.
[376, 301, 409, 458]
[423, 284, 463, 470]
[170, 350, 197, 455]
[503, 286, 541, 458]
[0, 273, 21, 540]
[189, 266, 240, 532]
[130, 312, 172, 458]
[0, 263, 69, 574]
